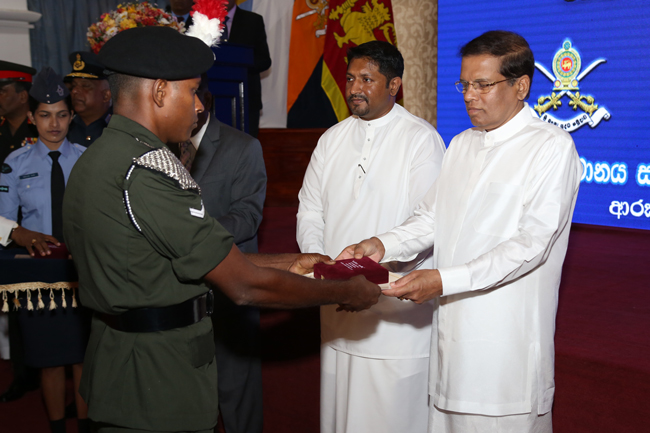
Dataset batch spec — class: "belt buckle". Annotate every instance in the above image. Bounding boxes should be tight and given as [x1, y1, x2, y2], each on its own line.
[206, 289, 214, 316]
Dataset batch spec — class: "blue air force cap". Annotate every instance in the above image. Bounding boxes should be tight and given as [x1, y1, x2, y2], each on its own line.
[98, 26, 214, 80]
[29, 67, 69, 104]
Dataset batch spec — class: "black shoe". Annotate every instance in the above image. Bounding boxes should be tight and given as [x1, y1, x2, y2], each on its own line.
[0, 378, 39, 402]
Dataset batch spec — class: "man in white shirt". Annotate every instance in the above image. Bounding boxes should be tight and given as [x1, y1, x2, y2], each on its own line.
[297, 41, 446, 433]
[340, 31, 582, 432]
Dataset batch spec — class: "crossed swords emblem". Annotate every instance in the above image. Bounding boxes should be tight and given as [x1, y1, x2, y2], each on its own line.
[534, 56, 606, 116]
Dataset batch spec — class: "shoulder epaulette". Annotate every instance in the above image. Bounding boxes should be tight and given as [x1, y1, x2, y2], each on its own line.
[123, 146, 200, 232]
[131, 146, 199, 192]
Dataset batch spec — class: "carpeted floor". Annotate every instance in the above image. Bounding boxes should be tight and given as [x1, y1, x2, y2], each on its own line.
[0, 208, 648, 432]
[256, 209, 650, 433]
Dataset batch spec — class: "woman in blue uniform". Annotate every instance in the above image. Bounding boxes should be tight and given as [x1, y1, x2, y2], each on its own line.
[0, 67, 89, 433]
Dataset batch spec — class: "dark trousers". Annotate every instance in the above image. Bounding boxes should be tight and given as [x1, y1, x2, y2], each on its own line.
[248, 109, 260, 139]
[212, 289, 263, 433]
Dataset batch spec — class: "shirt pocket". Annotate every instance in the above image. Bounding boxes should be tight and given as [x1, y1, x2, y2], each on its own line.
[473, 182, 523, 238]
[17, 175, 46, 210]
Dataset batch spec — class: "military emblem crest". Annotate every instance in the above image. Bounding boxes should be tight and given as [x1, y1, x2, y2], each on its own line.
[73, 53, 85, 71]
[534, 39, 611, 132]
[295, 0, 329, 37]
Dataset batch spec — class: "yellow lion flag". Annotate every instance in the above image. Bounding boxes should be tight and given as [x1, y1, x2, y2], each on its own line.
[321, 0, 400, 122]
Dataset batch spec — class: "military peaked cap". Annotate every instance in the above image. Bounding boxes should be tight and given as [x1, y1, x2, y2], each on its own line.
[98, 27, 214, 80]
[66, 51, 108, 80]
[0, 60, 36, 83]
[29, 67, 69, 104]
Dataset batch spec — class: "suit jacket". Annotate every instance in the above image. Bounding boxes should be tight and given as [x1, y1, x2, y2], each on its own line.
[191, 115, 266, 253]
[228, 8, 272, 111]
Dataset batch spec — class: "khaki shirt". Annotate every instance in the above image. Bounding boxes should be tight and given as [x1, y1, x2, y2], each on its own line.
[63, 114, 234, 430]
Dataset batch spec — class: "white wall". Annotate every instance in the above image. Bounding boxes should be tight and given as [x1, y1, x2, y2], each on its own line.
[0, 0, 41, 65]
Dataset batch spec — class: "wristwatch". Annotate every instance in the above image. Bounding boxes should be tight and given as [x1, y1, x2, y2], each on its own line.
[8, 223, 19, 241]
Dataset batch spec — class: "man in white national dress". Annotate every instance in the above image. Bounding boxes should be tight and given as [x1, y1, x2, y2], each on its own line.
[340, 31, 582, 433]
[297, 40, 446, 433]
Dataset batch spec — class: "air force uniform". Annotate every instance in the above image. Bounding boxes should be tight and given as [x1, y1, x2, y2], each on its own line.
[0, 139, 85, 233]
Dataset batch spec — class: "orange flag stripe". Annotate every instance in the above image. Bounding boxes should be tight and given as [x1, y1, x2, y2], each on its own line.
[287, 0, 329, 113]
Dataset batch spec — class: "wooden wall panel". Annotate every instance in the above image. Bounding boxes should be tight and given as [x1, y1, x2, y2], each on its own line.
[258, 128, 326, 207]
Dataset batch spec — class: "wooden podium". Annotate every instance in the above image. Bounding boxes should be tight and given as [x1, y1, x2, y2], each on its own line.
[208, 43, 254, 134]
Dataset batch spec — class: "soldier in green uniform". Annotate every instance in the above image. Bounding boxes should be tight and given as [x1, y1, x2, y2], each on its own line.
[62, 27, 380, 433]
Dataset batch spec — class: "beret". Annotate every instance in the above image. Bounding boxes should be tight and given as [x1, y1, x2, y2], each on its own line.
[98, 26, 214, 80]
[0, 60, 36, 83]
[29, 67, 69, 105]
[66, 51, 107, 80]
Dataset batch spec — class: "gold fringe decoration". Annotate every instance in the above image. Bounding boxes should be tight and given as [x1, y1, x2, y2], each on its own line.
[0, 282, 79, 310]
[49, 289, 56, 310]
[37, 288, 45, 310]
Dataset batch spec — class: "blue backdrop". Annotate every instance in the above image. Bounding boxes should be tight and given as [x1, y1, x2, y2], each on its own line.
[438, 0, 650, 230]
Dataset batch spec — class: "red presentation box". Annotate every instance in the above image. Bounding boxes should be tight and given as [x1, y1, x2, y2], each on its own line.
[314, 257, 388, 284]
[33, 243, 70, 259]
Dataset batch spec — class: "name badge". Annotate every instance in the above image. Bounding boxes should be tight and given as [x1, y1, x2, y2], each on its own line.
[19, 172, 39, 180]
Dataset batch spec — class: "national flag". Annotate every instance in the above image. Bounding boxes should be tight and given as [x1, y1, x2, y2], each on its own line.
[287, 0, 329, 114]
[321, 0, 401, 122]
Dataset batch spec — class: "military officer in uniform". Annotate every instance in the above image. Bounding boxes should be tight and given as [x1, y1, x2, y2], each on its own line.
[62, 27, 381, 433]
[0, 61, 40, 404]
[65, 51, 111, 147]
[0, 60, 38, 164]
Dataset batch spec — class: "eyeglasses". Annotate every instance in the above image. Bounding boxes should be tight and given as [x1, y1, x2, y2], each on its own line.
[454, 79, 511, 94]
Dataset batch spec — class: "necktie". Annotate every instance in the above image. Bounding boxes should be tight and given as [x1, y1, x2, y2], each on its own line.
[222, 16, 230, 41]
[49, 151, 65, 240]
[178, 140, 196, 172]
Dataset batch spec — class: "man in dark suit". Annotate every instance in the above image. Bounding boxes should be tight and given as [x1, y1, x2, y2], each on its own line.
[223, 0, 271, 138]
[186, 74, 266, 433]
[165, 0, 194, 28]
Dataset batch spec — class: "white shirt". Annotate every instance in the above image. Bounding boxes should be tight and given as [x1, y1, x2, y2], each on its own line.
[0, 216, 17, 246]
[377, 104, 582, 415]
[297, 104, 446, 358]
[190, 115, 210, 150]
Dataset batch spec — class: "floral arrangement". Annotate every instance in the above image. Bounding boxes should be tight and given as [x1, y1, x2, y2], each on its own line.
[87, 2, 184, 54]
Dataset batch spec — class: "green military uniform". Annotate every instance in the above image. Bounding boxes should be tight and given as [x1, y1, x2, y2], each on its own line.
[0, 116, 38, 163]
[63, 114, 234, 431]
[0, 59, 37, 164]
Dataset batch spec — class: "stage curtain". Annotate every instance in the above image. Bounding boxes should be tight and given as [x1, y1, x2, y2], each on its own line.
[28, 0, 128, 74]
[393, 0, 438, 128]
